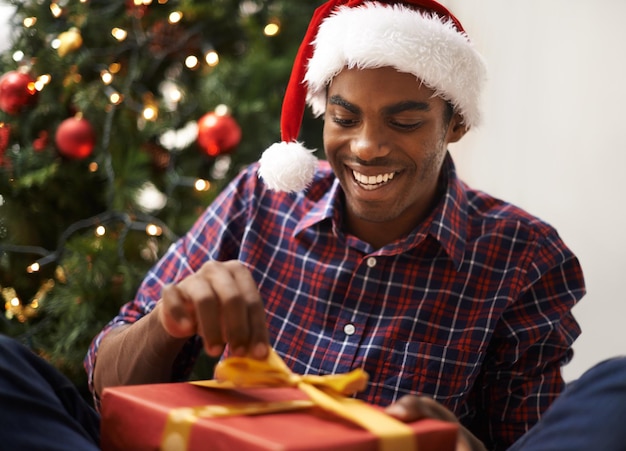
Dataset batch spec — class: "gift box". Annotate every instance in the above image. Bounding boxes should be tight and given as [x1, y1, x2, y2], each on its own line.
[100, 381, 458, 451]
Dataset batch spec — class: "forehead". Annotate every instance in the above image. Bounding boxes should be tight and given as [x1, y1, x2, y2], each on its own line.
[328, 66, 439, 102]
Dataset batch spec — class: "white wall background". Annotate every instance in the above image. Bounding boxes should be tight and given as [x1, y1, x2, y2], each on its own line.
[441, 0, 626, 381]
[1, 2, 624, 381]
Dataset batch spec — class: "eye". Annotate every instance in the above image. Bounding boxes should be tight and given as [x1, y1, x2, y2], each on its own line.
[331, 116, 359, 127]
[389, 119, 423, 131]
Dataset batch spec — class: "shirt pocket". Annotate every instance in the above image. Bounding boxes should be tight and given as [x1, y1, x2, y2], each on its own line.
[375, 340, 484, 410]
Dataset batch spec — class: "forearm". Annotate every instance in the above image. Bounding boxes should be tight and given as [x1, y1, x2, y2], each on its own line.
[93, 302, 189, 396]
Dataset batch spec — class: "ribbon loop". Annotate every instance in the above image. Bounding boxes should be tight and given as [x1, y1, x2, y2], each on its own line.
[214, 349, 369, 396]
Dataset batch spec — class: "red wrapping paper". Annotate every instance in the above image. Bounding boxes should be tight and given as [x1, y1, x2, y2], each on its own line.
[100, 382, 458, 451]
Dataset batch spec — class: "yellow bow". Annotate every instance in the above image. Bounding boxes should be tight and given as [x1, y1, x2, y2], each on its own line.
[163, 350, 417, 451]
[213, 348, 369, 396]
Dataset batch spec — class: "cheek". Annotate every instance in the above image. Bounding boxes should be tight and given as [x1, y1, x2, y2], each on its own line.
[419, 144, 447, 181]
[322, 123, 341, 157]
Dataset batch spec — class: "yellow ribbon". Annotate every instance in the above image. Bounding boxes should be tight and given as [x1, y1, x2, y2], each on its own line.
[161, 350, 416, 451]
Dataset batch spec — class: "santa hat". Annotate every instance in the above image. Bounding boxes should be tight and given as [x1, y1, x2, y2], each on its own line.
[258, 0, 487, 193]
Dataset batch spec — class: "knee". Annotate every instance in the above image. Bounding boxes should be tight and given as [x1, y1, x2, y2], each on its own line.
[0, 334, 23, 354]
[581, 357, 626, 384]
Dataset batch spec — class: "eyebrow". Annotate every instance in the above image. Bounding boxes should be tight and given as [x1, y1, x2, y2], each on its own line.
[328, 95, 360, 113]
[327, 95, 431, 115]
[383, 100, 431, 115]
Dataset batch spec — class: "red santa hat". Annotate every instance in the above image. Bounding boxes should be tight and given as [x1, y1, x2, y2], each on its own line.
[258, 0, 487, 193]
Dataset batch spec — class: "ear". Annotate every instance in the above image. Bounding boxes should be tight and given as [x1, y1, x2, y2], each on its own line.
[446, 113, 469, 144]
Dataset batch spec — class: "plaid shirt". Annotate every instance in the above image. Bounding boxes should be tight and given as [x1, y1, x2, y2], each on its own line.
[86, 153, 585, 450]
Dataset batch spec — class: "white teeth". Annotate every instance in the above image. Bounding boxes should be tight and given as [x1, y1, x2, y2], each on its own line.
[352, 170, 395, 188]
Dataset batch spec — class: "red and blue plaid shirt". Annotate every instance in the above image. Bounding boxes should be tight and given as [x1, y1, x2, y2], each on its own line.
[86, 153, 584, 450]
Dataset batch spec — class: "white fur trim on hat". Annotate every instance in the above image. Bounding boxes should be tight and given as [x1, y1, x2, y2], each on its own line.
[305, 3, 487, 128]
[258, 141, 318, 193]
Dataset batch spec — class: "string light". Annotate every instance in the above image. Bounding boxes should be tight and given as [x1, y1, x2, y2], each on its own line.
[145, 224, 163, 237]
[168, 11, 183, 24]
[2, 213, 177, 279]
[100, 70, 113, 85]
[111, 28, 128, 41]
[264, 20, 281, 36]
[89, 162, 99, 172]
[108, 90, 123, 105]
[142, 93, 159, 121]
[34, 74, 51, 91]
[50, 3, 63, 18]
[142, 105, 158, 121]
[185, 55, 199, 69]
[194, 179, 211, 192]
[23, 17, 37, 27]
[205, 50, 219, 67]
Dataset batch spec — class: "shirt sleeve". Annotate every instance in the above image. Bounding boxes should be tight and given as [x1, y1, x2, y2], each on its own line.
[463, 229, 585, 450]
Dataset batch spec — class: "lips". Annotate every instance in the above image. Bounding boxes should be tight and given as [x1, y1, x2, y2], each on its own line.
[352, 169, 396, 190]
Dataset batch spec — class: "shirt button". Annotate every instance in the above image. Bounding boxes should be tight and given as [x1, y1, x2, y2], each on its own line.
[366, 257, 377, 268]
[344, 323, 356, 336]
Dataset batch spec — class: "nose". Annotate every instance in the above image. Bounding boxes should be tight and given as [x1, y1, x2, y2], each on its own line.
[350, 122, 391, 162]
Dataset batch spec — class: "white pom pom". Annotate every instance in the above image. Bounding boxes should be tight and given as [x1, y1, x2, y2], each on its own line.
[258, 141, 318, 193]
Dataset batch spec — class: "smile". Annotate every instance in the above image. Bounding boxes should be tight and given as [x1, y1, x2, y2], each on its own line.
[352, 170, 396, 190]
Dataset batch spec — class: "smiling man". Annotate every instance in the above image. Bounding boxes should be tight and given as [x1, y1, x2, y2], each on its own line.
[87, 2, 586, 450]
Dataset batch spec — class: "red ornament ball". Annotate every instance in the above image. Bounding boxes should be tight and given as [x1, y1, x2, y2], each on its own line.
[55, 116, 96, 159]
[0, 70, 38, 115]
[197, 112, 242, 157]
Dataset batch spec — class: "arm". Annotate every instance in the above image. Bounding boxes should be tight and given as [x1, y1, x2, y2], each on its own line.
[86, 167, 265, 401]
[384, 232, 584, 451]
[466, 231, 585, 449]
[92, 304, 188, 396]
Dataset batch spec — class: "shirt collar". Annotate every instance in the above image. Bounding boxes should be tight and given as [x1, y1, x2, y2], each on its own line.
[295, 153, 468, 269]
[427, 153, 468, 270]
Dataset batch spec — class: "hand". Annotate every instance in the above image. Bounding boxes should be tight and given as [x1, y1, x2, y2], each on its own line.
[384, 395, 486, 451]
[158, 260, 270, 360]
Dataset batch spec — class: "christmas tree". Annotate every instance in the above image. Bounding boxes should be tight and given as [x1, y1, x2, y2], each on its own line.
[0, 0, 323, 396]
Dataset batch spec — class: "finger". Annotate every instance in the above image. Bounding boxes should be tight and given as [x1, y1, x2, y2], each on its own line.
[160, 284, 197, 338]
[170, 260, 269, 359]
[231, 266, 270, 359]
[192, 279, 225, 357]
[246, 300, 270, 359]
[219, 261, 268, 356]
[385, 395, 457, 423]
[189, 261, 256, 357]
[385, 396, 484, 451]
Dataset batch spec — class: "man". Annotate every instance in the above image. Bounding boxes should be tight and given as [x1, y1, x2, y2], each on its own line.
[85, 1, 585, 450]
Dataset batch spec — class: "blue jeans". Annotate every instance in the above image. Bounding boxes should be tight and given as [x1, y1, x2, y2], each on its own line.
[0, 334, 99, 450]
[508, 356, 626, 450]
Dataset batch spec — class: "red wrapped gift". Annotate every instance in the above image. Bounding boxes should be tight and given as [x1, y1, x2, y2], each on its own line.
[100, 382, 458, 451]
[101, 351, 458, 450]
